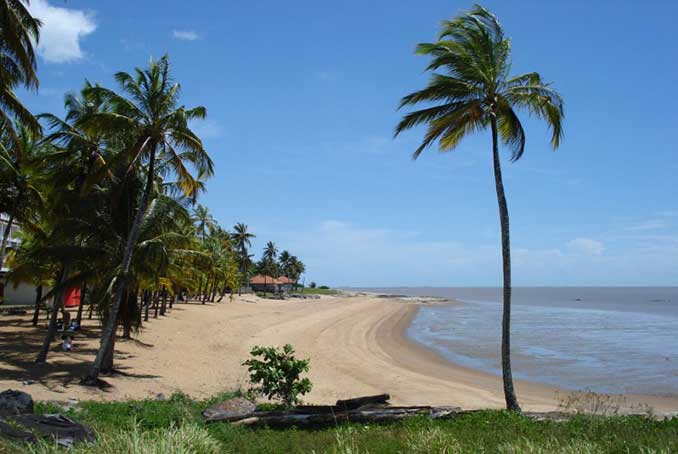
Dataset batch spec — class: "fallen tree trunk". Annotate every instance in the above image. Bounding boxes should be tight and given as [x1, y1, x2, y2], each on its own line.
[232, 406, 463, 428]
[335, 394, 390, 410]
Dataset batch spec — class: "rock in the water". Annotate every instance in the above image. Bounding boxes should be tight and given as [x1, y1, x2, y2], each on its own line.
[203, 397, 256, 422]
[0, 390, 34, 417]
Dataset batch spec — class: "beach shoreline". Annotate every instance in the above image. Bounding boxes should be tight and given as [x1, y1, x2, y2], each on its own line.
[1, 293, 676, 414]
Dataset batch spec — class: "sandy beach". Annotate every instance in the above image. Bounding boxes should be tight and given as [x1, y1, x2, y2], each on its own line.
[1, 294, 676, 413]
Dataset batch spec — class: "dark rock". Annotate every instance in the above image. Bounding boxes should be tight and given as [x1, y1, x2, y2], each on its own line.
[6, 414, 95, 448]
[0, 390, 34, 417]
[155, 393, 166, 401]
[203, 397, 256, 422]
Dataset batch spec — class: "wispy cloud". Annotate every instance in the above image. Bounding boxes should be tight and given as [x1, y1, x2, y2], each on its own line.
[26, 0, 96, 63]
[191, 120, 223, 139]
[172, 30, 200, 41]
[567, 238, 605, 256]
[275, 221, 637, 286]
[625, 219, 669, 231]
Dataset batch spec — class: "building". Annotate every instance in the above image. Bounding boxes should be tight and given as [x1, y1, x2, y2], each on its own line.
[249, 275, 297, 293]
[0, 213, 39, 305]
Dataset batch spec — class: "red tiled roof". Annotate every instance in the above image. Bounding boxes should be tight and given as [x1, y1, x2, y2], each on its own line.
[250, 275, 296, 285]
[275, 276, 296, 284]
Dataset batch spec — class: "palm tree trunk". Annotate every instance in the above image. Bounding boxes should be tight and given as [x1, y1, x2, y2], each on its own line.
[160, 288, 167, 316]
[490, 115, 521, 412]
[101, 330, 115, 373]
[31, 285, 43, 326]
[76, 282, 87, 326]
[143, 290, 150, 321]
[153, 291, 159, 318]
[36, 270, 66, 363]
[83, 147, 156, 384]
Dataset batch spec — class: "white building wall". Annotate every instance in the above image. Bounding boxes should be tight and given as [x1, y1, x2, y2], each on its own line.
[4, 282, 36, 305]
[2, 213, 39, 304]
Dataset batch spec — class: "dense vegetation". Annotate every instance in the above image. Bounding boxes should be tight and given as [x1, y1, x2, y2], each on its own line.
[0, 393, 675, 453]
[0, 3, 307, 384]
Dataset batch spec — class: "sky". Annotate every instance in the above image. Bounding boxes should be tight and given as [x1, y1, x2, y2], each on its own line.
[19, 0, 678, 287]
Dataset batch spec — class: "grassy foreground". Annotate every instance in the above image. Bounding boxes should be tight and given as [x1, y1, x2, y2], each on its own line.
[1, 392, 677, 453]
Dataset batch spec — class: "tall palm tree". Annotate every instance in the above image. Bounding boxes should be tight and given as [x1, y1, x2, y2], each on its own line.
[192, 204, 216, 242]
[79, 55, 214, 384]
[395, 5, 564, 411]
[278, 250, 291, 276]
[0, 124, 47, 270]
[263, 241, 278, 262]
[232, 222, 255, 254]
[0, 0, 41, 132]
[232, 222, 255, 288]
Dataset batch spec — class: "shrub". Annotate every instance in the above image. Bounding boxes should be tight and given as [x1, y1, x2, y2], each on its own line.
[309, 282, 317, 289]
[318, 285, 330, 290]
[242, 344, 312, 407]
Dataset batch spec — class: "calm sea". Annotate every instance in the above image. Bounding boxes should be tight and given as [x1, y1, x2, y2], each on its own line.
[348, 287, 678, 396]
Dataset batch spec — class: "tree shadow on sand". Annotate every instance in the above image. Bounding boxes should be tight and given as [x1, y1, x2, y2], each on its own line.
[0, 313, 160, 390]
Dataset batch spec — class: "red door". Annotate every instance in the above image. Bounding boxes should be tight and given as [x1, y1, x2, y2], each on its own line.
[64, 287, 81, 308]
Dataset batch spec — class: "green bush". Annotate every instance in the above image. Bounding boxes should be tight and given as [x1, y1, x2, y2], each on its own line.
[242, 344, 312, 407]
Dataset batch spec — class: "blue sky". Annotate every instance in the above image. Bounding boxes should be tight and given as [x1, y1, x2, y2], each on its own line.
[20, 0, 678, 287]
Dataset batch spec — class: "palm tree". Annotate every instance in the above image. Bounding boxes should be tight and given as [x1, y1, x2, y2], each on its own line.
[0, 124, 47, 271]
[0, 0, 41, 132]
[263, 241, 278, 262]
[278, 250, 291, 276]
[79, 55, 214, 384]
[232, 222, 255, 290]
[192, 204, 216, 243]
[395, 5, 563, 412]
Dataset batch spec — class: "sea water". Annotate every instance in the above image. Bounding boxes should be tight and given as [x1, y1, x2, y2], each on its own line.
[352, 287, 678, 396]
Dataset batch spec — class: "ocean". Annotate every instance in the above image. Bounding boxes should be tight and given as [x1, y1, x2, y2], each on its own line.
[349, 287, 678, 396]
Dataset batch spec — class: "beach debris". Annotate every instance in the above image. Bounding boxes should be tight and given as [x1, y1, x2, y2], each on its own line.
[336, 393, 390, 410]
[203, 397, 257, 422]
[0, 414, 95, 448]
[232, 405, 464, 428]
[203, 393, 464, 427]
[0, 389, 34, 417]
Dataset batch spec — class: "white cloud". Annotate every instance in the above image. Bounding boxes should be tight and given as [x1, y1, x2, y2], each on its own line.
[626, 219, 669, 231]
[26, 0, 96, 63]
[191, 120, 223, 139]
[567, 238, 605, 256]
[172, 30, 200, 41]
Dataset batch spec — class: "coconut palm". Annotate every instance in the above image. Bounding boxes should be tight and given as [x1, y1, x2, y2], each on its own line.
[263, 241, 278, 262]
[79, 55, 214, 384]
[278, 250, 291, 276]
[0, 0, 41, 132]
[0, 124, 48, 271]
[395, 4, 564, 411]
[232, 222, 255, 289]
[192, 204, 216, 242]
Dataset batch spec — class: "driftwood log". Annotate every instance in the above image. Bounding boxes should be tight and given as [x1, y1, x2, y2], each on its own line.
[232, 406, 463, 428]
[204, 393, 467, 428]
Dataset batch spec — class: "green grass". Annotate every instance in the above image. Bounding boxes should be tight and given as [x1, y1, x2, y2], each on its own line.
[1, 393, 677, 453]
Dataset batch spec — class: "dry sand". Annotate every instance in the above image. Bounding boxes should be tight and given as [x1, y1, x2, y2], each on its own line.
[1, 294, 677, 413]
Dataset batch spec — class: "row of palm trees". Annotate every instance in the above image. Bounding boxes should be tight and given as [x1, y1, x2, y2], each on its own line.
[0, 2, 258, 384]
[0, 54, 250, 382]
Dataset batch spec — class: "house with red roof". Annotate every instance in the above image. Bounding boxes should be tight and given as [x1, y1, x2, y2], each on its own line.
[250, 275, 296, 293]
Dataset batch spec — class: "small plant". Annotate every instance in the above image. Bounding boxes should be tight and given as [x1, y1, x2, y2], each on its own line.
[242, 344, 312, 407]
